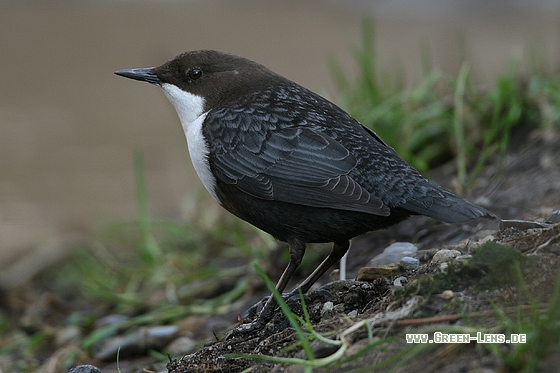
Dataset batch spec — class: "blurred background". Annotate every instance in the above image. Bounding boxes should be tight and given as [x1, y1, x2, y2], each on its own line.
[1, 0, 559, 279]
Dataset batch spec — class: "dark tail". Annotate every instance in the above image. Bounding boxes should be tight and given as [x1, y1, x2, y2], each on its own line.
[401, 184, 498, 224]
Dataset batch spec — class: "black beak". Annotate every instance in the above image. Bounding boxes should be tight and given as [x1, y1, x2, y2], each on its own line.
[115, 68, 160, 84]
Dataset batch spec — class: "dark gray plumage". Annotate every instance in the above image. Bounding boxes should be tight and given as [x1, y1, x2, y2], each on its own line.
[204, 83, 490, 224]
[116, 50, 497, 330]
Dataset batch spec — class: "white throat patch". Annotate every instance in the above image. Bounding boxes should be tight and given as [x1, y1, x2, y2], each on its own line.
[160, 83, 219, 203]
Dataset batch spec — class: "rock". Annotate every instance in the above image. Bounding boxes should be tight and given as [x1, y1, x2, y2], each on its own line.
[441, 290, 454, 300]
[321, 301, 334, 319]
[439, 262, 449, 272]
[393, 276, 408, 287]
[55, 325, 82, 347]
[94, 325, 178, 361]
[175, 315, 207, 334]
[95, 314, 129, 329]
[400, 256, 420, 270]
[167, 336, 197, 356]
[431, 249, 462, 263]
[366, 242, 418, 267]
[69, 365, 102, 373]
[455, 254, 472, 263]
[546, 206, 560, 223]
[357, 263, 401, 281]
[334, 303, 346, 313]
[311, 339, 340, 359]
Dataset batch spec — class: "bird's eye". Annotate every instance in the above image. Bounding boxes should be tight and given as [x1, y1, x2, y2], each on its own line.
[187, 68, 203, 81]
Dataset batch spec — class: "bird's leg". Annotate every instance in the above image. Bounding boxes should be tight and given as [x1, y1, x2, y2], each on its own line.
[272, 238, 307, 295]
[227, 241, 350, 339]
[289, 240, 350, 296]
[247, 240, 350, 322]
[231, 238, 306, 335]
[254, 239, 305, 322]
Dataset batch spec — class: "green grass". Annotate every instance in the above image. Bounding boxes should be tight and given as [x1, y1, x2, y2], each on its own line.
[475, 241, 560, 372]
[480, 264, 560, 373]
[31, 149, 273, 367]
[66, 150, 269, 312]
[330, 19, 560, 191]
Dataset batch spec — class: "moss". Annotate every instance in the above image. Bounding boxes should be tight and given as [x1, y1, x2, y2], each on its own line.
[397, 242, 528, 299]
[397, 261, 472, 298]
[469, 241, 527, 290]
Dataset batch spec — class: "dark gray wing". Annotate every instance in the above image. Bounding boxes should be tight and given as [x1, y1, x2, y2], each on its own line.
[204, 111, 389, 216]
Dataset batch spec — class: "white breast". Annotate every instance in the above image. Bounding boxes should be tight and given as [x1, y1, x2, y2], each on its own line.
[160, 83, 219, 203]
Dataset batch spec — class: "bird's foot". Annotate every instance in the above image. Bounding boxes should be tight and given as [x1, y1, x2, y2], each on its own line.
[224, 287, 333, 340]
[225, 291, 300, 340]
[224, 317, 267, 340]
[241, 295, 270, 320]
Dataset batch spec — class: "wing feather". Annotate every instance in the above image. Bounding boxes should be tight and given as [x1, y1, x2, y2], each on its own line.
[205, 110, 388, 216]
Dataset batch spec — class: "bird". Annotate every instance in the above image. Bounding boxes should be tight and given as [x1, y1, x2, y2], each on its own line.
[115, 50, 496, 330]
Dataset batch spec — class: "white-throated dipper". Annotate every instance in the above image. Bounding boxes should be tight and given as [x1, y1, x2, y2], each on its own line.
[115, 50, 496, 330]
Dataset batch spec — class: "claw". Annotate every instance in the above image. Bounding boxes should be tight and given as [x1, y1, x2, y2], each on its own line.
[241, 295, 270, 319]
[230, 283, 330, 341]
[224, 318, 266, 340]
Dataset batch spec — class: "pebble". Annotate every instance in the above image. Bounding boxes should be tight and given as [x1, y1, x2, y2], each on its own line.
[455, 254, 472, 263]
[366, 242, 418, 267]
[69, 365, 101, 373]
[441, 290, 454, 300]
[321, 301, 334, 319]
[311, 340, 340, 359]
[95, 314, 129, 329]
[334, 304, 346, 313]
[393, 276, 408, 287]
[94, 325, 178, 361]
[147, 325, 178, 339]
[347, 310, 358, 318]
[431, 249, 462, 263]
[56, 325, 82, 347]
[400, 256, 419, 270]
[175, 315, 208, 334]
[547, 206, 560, 223]
[357, 263, 401, 281]
[167, 336, 197, 356]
